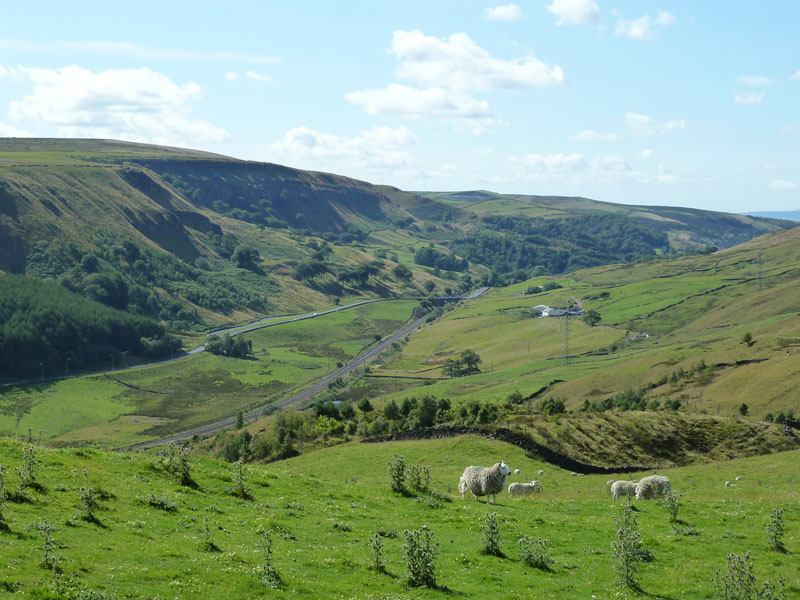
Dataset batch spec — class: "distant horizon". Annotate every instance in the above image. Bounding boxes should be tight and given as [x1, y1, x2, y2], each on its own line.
[2, 0, 798, 212]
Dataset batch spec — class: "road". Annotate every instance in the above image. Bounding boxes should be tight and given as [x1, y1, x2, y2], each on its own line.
[122, 286, 489, 451]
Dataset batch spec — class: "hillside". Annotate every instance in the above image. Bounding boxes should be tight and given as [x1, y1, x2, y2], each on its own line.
[0, 435, 797, 598]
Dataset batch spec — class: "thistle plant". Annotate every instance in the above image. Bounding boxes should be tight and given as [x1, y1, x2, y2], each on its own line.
[388, 454, 405, 493]
[158, 442, 193, 486]
[766, 509, 785, 551]
[403, 526, 438, 588]
[255, 527, 281, 588]
[481, 511, 503, 557]
[35, 519, 60, 572]
[408, 464, 431, 493]
[660, 492, 681, 523]
[0, 464, 7, 527]
[611, 503, 652, 589]
[231, 459, 250, 499]
[76, 469, 100, 523]
[368, 531, 385, 572]
[518, 536, 553, 570]
[711, 551, 785, 600]
[17, 444, 38, 490]
[203, 516, 219, 552]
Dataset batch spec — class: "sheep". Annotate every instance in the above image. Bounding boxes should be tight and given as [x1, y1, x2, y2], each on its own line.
[735, 476, 741, 481]
[514, 468, 521, 476]
[538, 469, 544, 476]
[508, 480, 541, 496]
[570, 472, 578, 477]
[611, 480, 638, 501]
[725, 481, 735, 488]
[459, 461, 512, 505]
[635, 475, 671, 500]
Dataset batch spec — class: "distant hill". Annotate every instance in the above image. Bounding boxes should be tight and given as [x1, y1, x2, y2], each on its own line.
[1, 138, 795, 339]
[744, 209, 800, 222]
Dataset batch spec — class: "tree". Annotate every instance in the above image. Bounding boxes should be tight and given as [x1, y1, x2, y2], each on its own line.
[383, 400, 401, 420]
[423, 280, 436, 293]
[459, 349, 481, 374]
[392, 264, 412, 281]
[233, 245, 260, 269]
[741, 332, 754, 347]
[416, 396, 438, 428]
[294, 259, 328, 282]
[739, 403, 749, 417]
[583, 309, 601, 327]
[442, 358, 461, 378]
[358, 398, 374, 413]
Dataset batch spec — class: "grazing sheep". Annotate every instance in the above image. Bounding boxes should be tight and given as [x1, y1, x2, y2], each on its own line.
[570, 472, 578, 477]
[538, 469, 544, 476]
[735, 476, 741, 481]
[725, 481, 734, 488]
[508, 480, 541, 496]
[514, 468, 521, 476]
[635, 475, 671, 500]
[459, 462, 512, 505]
[611, 480, 638, 501]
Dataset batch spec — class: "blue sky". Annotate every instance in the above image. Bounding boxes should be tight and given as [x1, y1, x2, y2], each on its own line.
[1, 1, 798, 212]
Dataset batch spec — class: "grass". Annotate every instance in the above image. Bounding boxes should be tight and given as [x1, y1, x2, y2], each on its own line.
[0, 434, 797, 598]
[0, 300, 418, 447]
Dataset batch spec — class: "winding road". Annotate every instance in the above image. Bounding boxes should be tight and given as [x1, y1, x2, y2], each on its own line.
[121, 286, 489, 451]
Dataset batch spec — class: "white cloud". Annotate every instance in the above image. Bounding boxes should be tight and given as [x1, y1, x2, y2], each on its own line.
[0, 65, 21, 80]
[390, 29, 565, 90]
[616, 12, 676, 40]
[269, 125, 417, 169]
[546, 0, 602, 26]
[789, 70, 800, 80]
[770, 179, 797, 191]
[245, 71, 273, 82]
[0, 39, 279, 63]
[734, 91, 765, 105]
[0, 121, 33, 136]
[345, 84, 501, 134]
[654, 11, 677, 26]
[483, 4, 523, 21]
[626, 112, 686, 135]
[568, 129, 620, 141]
[224, 71, 240, 81]
[508, 151, 695, 185]
[781, 125, 800, 135]
[639, 149, 655, 160]
[738, 75, 772, 86]
[8, 65, 229, 146]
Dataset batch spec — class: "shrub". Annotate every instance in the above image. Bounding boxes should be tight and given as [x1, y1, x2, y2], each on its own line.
[711, 551, 785, 600]
[660, 492, 681, 523]
[518, 536, 553, 570]
[157, 442, 193, 486]
[766, 509, 785, 551]
[407, 464, 431, 493]
[254, 528, 281, 589]
[403, 526, 438, 588]
[481, 512, 503, 557]
[143, 493, 178, 512]
[611, 503, 652, 588]
[368, 532, 385, 572]
[388, 454, 406, 493]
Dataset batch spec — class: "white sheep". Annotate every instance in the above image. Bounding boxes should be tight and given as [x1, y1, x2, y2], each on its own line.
[611, 480, 638, 501]
[514, 468, 521, 476]
[635, 475, 671, 500]
[735, 476, 741, 481]
[459, 461, 512, 505]
[538, 469, 544, 476]
[508, 480, 541, 496]
[570, 472, 578, 477]
[725, 481, 734, 488]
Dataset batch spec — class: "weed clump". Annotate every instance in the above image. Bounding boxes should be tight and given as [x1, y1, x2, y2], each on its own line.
[142, 493, 178, 512]
[711, 551, 785, 600]
[403, 526, 438, 588]
[73, 469, 100, 524]
[368, 531, 386, 572]
[518, 536, 553, 570]
[660, 492, 681, 523]
[156, 442, 194, 487]
[407, 464, 431, 493]
[766, 509, 785, 551]
[611, 503, 652, 589]
[229, 459, 251, 499]
[0, 464, 7, 529]
[388, 454, 406, 493]
[481, 511, 503, 557]
[202, 516, 219, 552]
[254, 528, 281, 589]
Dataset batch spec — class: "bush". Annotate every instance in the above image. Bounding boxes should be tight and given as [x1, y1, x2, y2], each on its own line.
[518, 536, 553, 570]
[766, 509, 785, 551]
[711, 551, 785, 600]
[388, 454, 406, 493]
[481, 512, 503, 557]
[403, 526, 438, 588]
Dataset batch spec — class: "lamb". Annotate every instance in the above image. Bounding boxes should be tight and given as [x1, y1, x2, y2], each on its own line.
[508, 480, 541, 496]
[538, 469, 544, 476]
[514, 468, 521, 476]
[459, 461, 512, 505]
[635, 475, 671, 500]
[611, 480, 638, 501]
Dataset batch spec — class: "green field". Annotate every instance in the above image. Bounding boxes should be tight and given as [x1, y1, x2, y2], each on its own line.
[0, 434, 797, 598]
[0, 300, 418, 447]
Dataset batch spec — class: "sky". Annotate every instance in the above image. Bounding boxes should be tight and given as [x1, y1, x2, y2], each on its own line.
[1, 0, 799, 213]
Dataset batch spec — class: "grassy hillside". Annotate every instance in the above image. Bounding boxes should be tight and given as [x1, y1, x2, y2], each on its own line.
[0, 434, 797, 598]
[0, 300, 418, 447]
